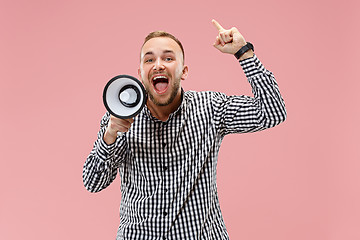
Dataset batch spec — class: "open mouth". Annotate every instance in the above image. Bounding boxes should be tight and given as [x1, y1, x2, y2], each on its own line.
[152, 75, 169, 94]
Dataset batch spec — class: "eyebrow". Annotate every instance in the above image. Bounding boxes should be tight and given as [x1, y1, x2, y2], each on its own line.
[143, 50, 176, 57]
[163, 50, 175, 55]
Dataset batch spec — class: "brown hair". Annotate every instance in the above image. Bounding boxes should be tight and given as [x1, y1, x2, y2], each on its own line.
[141, 31, 185, 62]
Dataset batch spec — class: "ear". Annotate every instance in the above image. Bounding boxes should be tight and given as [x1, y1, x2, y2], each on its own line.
[181, 65, 189, 81]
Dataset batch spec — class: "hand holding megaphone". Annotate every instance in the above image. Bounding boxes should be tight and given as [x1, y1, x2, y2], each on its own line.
[102, 75, 147, 144]
[103, 116, 134, 144]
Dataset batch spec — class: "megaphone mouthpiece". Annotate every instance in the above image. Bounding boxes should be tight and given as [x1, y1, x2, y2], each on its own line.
[119, 85, 140, 107]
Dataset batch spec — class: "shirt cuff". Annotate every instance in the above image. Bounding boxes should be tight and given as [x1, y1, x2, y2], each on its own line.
[239, 54, 266, 79]
[95, 135, 117, 161]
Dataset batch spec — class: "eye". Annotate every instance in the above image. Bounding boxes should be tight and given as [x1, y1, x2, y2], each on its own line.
[145, 58, 153, 63]
[165, 57, 173, 61]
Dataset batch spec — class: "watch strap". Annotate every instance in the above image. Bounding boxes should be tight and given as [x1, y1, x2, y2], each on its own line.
[234, 42, 254, 59]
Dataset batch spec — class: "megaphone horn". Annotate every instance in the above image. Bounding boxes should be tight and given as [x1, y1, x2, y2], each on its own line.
[103, 75, 147, 119]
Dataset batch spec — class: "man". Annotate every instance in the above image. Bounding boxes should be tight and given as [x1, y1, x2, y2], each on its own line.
[83, 19, 286, 240]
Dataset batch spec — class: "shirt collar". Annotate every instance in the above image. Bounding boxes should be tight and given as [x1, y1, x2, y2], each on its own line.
[142, 88, 186, 123]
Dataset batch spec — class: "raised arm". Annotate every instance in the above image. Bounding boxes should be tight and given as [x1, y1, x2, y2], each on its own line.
[210, 20, 287, 135]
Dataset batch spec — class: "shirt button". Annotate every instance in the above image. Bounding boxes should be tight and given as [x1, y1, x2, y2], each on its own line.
[162, 142, 166, 148]
[164, 212, 168, 216]
[163, 166, 168, 171]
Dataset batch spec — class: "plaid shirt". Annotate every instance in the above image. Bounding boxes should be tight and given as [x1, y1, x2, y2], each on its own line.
[83, 55, 287, 240]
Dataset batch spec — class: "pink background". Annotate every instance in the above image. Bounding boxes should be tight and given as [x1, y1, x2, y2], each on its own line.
[1, 0, 359, 239]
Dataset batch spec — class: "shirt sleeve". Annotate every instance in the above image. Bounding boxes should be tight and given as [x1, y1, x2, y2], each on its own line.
[212, 54, 287, 136]
[82, 112, 128, 193]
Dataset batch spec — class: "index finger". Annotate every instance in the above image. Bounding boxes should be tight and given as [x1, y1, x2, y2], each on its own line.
[212, 19, 225, 31]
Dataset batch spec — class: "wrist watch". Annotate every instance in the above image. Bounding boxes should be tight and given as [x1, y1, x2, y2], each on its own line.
[234, 42, 254, 59]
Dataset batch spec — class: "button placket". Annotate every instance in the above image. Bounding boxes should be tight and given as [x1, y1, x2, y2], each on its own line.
[159, 121, 169, 232]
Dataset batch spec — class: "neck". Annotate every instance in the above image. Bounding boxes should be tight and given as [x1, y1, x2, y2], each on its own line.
[146, 91, 182, 122]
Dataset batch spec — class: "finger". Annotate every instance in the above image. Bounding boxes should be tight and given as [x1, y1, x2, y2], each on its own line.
[125, 118, 135, 124]
[118, 125, 130, 133]
[213, 36, 221, 48]
[109, 117, 132, 130]
[220, 32, 233, 43]
[113, 121, 131, 133]
[110, 116, 133, 125]
[218, 34, 225, 46]
[219, 33, 232, 46]
[119, 119, 133, 129]
[213, 37, 223, 51]
[212, 19, 225, 32]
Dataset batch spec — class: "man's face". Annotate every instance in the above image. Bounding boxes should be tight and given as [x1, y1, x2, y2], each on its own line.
[138, 37, 188, 106]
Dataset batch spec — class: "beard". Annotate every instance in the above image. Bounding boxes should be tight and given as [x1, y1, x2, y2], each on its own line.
[146, 78, 180, 106]
[141, 65, 183, 107]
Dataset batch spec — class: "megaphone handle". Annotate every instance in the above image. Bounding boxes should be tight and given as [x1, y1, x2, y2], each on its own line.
[117, 132, 124, 137]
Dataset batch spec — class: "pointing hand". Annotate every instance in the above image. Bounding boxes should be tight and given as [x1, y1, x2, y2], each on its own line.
[212, 19, 247, 55]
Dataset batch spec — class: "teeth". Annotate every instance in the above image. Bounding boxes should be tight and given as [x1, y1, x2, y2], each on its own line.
[153, 76, 168, 80]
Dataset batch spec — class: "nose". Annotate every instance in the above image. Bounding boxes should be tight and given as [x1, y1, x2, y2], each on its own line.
[153, 58, 165, 71]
